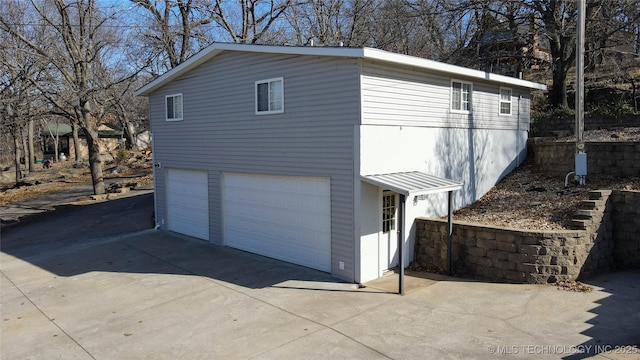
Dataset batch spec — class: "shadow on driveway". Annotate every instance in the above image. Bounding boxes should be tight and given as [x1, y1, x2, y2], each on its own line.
[563, 270, 640, 359]
[1, 192, 361, 291]
[1, 193, 638, 359]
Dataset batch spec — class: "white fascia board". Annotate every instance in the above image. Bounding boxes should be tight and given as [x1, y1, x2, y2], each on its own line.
[135, 43, 365, 96]
[135, 42, 546, 96]
[361, 48, 547, 91]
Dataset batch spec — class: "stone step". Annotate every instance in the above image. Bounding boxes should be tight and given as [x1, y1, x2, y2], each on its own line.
[589, 190, 612, 200]
[570, 219, 589, 230]
[578, 200, 599, 210]
[574, 209, 594, 220]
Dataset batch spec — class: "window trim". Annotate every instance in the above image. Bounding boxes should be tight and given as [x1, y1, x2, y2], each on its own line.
[165, 93, 183, 121]
[499, 87, 512, 116]
[382, 191, 397, 233]
[255, 77, 284, 115]
[450, 80, 473, 114]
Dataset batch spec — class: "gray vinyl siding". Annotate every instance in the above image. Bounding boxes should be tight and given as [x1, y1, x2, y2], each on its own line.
[361, 60, 531, 130]
[148, 51, 361, 281]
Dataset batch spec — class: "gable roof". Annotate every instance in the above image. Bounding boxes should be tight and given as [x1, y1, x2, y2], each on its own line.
[135, 42, 547, 96]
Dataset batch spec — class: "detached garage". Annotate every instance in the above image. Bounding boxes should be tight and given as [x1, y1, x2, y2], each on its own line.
[222, 173, 331, 272]
[136, 43, 544, 284]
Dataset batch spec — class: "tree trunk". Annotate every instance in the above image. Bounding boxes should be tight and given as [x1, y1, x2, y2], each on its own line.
[53, 137, 59, 163]
[13, 131, 22, 184]
[84, 127, 105, 195]
[549, 58, 569, 108]
[28, 119, 35, 172]
[72, 122, 81, 162]
[20, 125, 28, 174]
[631, 78, 638, 113]
[124, 121, 136, 150]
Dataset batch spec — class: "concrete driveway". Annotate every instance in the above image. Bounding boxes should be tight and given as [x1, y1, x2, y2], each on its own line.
[2, 224, 639, 359]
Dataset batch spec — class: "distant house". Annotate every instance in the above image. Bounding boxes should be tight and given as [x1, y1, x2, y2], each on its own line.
[135, 43, 546, 284]
[466, 15, 551, 76]
[134, 129, 152, 150]
[42, 123, 123, 160]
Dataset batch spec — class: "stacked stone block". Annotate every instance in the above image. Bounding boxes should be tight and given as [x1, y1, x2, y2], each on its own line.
[533, 116, 639, 137]
[413, 190, 640, 284]
[528, 141, 640, 177]
[612, 190, 640, 268]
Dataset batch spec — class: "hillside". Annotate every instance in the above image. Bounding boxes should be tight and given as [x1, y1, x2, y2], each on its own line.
[454, 128, 640, 230]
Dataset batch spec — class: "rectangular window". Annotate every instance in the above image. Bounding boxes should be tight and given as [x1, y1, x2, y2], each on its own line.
[382, 191, 397, 233]
[499, 87, 512, 115]
[255, 77, 284, 114]
[166, 94, 183, 121]
[451, 80, 472, 112]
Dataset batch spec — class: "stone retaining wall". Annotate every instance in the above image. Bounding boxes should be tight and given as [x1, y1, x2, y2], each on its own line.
[612, 191, 640, 268]
[532, 115, 639, 137]
[415, 190, 639, 284]
[528, 141, 640, 177]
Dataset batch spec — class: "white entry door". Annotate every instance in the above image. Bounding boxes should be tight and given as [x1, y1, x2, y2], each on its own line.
[223, 173, 331, 272]
[166, 169, 209, 240]
[380, 191, 399, 272]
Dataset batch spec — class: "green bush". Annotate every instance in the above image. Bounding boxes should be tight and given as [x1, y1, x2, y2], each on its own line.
[589, 101, 634, 120]
[531, 106, 575, 123]
[115, 148, 130, 163]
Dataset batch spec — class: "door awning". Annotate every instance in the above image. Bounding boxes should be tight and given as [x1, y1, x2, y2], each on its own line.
[361, 171, 463, 196]
[362, 171, 463, 295]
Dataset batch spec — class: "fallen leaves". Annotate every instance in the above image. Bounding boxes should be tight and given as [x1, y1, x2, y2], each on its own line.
[453, 126, 640, 231]
[453, 162, 639, 230]
[0, 151, 153, 206]
[555, 280, 594, 292]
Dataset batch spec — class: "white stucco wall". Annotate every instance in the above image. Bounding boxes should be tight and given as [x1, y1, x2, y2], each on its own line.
[358, 124, 527, 275]
[359, 182, 382, 283]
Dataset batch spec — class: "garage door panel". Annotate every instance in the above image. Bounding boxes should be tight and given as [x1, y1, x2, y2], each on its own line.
[223, 173, 331, 272]
[167, 169, 209, 240]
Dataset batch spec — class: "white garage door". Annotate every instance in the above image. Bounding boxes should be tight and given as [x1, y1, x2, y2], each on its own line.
[167, 169, 209, 240]
[223, 173, 331, 272]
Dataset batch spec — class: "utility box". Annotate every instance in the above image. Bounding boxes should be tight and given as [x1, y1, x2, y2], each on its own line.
[575, 153, 587, 176]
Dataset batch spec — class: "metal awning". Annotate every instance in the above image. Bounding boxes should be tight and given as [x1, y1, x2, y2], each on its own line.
[361, 171, 463, 196]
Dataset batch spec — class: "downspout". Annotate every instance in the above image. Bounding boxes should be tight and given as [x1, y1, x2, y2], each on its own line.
[398, 194, 406, 295]
[447, 191, 453, 275]
[151, 131, 160, 230]
[516, 94, 521, 166]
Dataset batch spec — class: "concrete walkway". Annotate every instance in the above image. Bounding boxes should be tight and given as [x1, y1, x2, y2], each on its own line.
[1, 229, 638, 359]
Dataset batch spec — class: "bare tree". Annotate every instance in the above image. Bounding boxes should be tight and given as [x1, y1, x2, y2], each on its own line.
[131, 0, 293, 75]
[0, 73, 31, 183]
[130, 0, 217, 72]
[584, 1, 640, 69]
[212, 0, 294, 44]
[0, 0, 48, 182]
[0, 0, 145, 195]
[99, 75, 150, 150]
[285, 0, 368, 46]
[456, 1, 640, 107]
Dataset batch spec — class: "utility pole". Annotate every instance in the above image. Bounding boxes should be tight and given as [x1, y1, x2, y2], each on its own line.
[575, 0, 587, 185]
